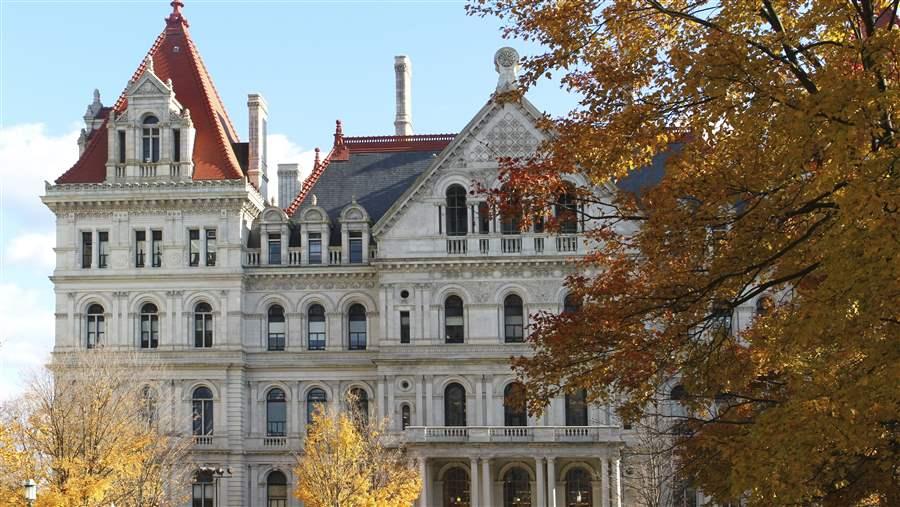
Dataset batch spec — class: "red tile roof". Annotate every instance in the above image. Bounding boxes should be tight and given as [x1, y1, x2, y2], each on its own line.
[56, 1, 244, 184]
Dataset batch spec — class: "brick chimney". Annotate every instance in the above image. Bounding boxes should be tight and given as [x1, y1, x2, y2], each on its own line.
[247, 93, 269, 199]
[394, 55, 412, 136]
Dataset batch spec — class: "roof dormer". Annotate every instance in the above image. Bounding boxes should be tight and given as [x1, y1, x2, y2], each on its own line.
[105, 57, 196, 182]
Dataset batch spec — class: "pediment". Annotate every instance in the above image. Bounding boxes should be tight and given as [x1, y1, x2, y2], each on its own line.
[128, 69, 172, 98]
[373, 96, 548, 237]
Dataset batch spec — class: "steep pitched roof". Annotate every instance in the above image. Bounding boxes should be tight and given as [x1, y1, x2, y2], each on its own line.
[56, 1, 244, 184]
[283, 121, 454, 217]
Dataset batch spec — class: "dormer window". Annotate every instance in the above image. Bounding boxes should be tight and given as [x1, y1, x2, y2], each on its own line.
[142, 115, 160, 162]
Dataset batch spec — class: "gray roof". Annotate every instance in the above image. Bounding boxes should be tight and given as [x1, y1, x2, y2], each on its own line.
[297, 150, 439, 242]
[616, 144, 681, 195]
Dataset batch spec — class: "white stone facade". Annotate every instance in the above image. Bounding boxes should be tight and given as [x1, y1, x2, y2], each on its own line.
[43, 17, 641, 506]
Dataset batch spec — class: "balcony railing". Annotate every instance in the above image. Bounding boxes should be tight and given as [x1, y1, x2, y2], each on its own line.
[447, 238, 467, 255]
[405, 425, 619, 444]
[263, 436, 287, 447]
[328, 247, 342, 265]
[192, 435, 213, 446]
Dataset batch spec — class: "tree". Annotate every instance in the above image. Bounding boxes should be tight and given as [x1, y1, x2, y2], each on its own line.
[294, 396, 421, 507]
[0, 350, 191, 506]
[467, 1, 900, 505]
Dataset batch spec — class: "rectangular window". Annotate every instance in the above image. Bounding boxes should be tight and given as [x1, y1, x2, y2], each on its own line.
[135, 230, 146, 267]
[172, 129, 181, 162]
[478, 202, 491, 234]
[308, 233, 321, 264]
[118, 130, 126, 163]
[97, 231, 109, 268]
[205, 229, 216, 266]
[81, 232, 93, 269]
[189, 229, 200, 266]
[142, 127, 160, 162]
[349, 231, 363, 264]
[400, 311, 410, 344]
[151, 230, 162, 267]
[268, 233, 281, 265]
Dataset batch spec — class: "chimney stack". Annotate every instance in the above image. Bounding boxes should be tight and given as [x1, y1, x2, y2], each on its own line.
[277, 163, 299, 207]
[394, 55, 412, 136]
[247, 93, 269, 200]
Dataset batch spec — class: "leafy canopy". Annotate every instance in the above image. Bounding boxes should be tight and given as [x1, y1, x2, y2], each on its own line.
[468, 1, 900, 505]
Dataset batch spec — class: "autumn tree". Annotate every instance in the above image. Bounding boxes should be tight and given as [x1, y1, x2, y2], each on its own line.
[1, 350, 191, 506]
[467, 0, 900, 505]
[294, 395, 421, 507]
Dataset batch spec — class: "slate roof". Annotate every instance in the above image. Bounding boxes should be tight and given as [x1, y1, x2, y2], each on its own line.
[297, 150, 440, 242]
[56, 1, 244, 184]
[616, 144, 682, 195]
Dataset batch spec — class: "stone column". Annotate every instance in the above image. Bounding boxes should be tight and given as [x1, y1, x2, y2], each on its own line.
[591, 480, 602, 507]
[536, 457, 546, 507]
[261, 231, 269, 265]
[470, 457, 480, 507]
[377, 378, 386, 421]
[613, 458, 622, 507]
[415, 376, 424, 426]
[425, 376, 434, 426]
[481, 457, 492, 507]
[475, 376, 483, 425]
[601, 458, 610, 507]
[418, 458, 429, 507]
[387, 376, 396, 429]
[484, 375, 494, 426]
[547, 456, 557, 507]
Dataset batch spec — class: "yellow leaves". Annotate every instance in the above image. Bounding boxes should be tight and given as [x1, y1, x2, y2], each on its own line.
[295, 404, 421, 507]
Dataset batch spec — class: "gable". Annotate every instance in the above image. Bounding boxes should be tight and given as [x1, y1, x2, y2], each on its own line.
[373, 96, 548, 237]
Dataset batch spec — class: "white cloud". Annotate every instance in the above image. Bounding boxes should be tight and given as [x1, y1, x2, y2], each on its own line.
[267, 133, 318, 207]
[5, 231, 55, 270]
[0, 123, 81, 228]
[0, 282, 54, 402]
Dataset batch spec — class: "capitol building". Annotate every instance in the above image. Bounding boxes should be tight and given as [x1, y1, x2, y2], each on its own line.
[40, 2, 684, 506]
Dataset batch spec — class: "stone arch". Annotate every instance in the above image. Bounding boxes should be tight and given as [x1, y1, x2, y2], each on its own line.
[183, 291, 220, 313]
[256, 465, 293, 485]
[128, 293, 167, 315]
[494, 283, 530, 305]
[339, 202, 370, 223]
[300, 382, 335, 401]
[559, 461, 599, 481]
[184, 381, 220, 401]
[437, 376, 474, 394]
[258, 382, 293, 401]
[299, 206, 329, 224]
[497, 461, 536, 481]
[434, 173, 472, 198]
[432, 284, 474, 306]
[336, 292, 377, 314]
[437, 461, 473, 480]
[76, 293, 113, 315]
[255, 294, 292, 315]
[297, 293, 335, 314]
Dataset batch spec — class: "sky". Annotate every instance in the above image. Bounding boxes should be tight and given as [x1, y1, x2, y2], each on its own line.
[0, 0, 576, 400]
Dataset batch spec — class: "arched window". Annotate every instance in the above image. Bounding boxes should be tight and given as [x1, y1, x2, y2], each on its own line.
[307, 388, 327, 425]
[192, 469, 214, 507]
[565, 389, 589, 426]
[556, 189, 578, 234]
[141, 386, 157, 428]
[141, 115, 160, 163]
[308, 304, 326, 350]
[266, 388, 287, 436]
[349, 387, 369, 425]
[348, 304, 367, 350]
[191, 386, 213, 436]
[565, 468, 592, 507]
[504, 295, 524, 343]
[444, 295, 464, 343]
[268, 305, 285, 351]
[194, 302, 213, 348]
[711, 300, 732, 335]
[563, 294, 581, 314]
[443, 467, 471, 507]
[755, 295, 773, 317]
[140, 303, 159, 349]
[670, 385, 688, 401]
[503, 467, 532, 507]
[446, 184, 468, 236]
[86, 304, 105, 349]
[504, 382, 527, 426]
[444, 383, 467, 427]
[401, 404, 411, 430]
[267, 470, 288, 507]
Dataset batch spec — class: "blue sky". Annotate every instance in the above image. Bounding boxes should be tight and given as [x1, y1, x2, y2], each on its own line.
[0, 0, 575, 399]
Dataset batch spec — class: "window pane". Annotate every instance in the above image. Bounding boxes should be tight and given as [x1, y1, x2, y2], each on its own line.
[82, 232, 92, 268]
[189, 229, 200, 266]
[135, 230, 146, 267]
[349, 238, 363, 264]
[205, 229, 217, 266]
[400, 311, 410, 344]
[151, 230, 162, 267]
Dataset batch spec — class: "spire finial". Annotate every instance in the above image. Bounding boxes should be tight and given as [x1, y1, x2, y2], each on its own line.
[334, 120, 345, 147]
[494, 47, 521, 92]
[314, 147, 321, 166]
[166, 0, 189, 27]
[144, 55, 155, 74]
